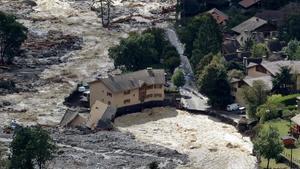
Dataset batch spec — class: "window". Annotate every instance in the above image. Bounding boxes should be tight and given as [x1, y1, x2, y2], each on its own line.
[154, 84, 162, 89]
[146, 85, 154, 90]
[146, 94, 153, 98]
[124, 99, 130, 104]
[154, 94, 162, 97]
[124, 90, 131, 95]
[107, 92, 112, 97]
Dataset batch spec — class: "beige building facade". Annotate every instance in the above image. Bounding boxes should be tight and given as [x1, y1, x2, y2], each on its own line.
[89, 69, 165, 109]
[231, 60, 300, 105]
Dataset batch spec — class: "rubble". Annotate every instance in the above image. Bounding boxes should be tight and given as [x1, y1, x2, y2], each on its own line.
[48, 128, 188, 169]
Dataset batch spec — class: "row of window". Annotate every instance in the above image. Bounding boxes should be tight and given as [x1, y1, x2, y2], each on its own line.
[145, 93, 162, 98]
[123, 93, 162, 104]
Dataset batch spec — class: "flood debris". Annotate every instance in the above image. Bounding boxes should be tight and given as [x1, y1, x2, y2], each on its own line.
[60, 100, 116, 130]
[49, 128, 188, 169]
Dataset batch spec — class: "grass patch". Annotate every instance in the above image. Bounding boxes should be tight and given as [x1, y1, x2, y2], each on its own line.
[262, 119, 300, 167]
[259, 158, 289, 169]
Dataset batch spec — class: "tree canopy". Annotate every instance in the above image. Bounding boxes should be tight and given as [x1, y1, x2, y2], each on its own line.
[272, 66, 294, 95]
[254, 126, 283, 169]
[251, 43, 268, 58]
[241, 80, 269, 119]
[10, 127, 57, 169]
[172, 69, 185, 87]
[178, 14, 222, 68]
[0, 11, 28, 64]
[197, 55, 232, 108]
[109, 28, 180, 73]
[283, 39, 300, 60]
[280, 14, 300, 41]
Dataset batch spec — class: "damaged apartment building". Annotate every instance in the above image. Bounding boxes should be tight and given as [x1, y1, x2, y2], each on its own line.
[60, 68, 166, 129]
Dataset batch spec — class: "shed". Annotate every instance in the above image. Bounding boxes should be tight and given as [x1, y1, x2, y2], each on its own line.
[60, 110, 86, 127]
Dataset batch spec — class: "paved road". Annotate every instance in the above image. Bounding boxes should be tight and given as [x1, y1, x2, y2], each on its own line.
[165, 28, 209, 111]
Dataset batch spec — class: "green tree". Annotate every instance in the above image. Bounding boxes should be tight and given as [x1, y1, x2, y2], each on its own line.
[284, 14, 300, 41]
[10, 127, 56, 169]
[254, 126, 283, 169]
[197, 56, 232, 108]
[172, 69, 185, 87]
[190, 14, 222, 67]
[272, 66, 294, 95]
[283, 39, 300, 60]
[226, 7, 250, 29]
[251, 43, 268, 58]
[0, 11, 28, 64]
[261, 0, 289, 10]
[227, 69, 245, 80]
[195, 53, 213, 76]
[241, 80, 268, 119]
[178, 14, 222, 68]
[109, 28, 179, 72]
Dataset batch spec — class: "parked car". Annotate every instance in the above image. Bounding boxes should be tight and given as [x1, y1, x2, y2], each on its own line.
[226, 103, 240, 111]
[238, 107, 246, 114]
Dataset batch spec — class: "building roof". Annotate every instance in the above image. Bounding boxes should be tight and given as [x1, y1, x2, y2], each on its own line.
[239, 0, 261, 8]
[232, 17, 267, 34]
[60, 110, 80, 127]
[243, 75, 273, 90]
[292, 114, 300, 125]
[260, 61, 300, 75]
[207, 8, 229, 25]
[255, 3, 300, 26]
[247, 62, 258, 68]
[90, 69, 165, 93]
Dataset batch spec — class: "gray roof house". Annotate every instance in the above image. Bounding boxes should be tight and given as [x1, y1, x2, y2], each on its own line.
[93, 69, 165, 93]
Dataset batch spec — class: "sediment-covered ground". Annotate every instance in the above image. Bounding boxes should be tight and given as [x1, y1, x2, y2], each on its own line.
[49, 129, 188, 169]
[0, 1, 257, 168]
[0, 0, 175, 126]
[115, 107, 257, 169]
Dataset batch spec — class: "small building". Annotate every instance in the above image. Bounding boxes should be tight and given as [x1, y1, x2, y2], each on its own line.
[231, 60, 300, 104]
[231, 75, 272, 105]
[60, 110, 86, 128]
[231, 17, 277, 41]
[282, 135, 296, 147]
[89, 68, 165, 112]
[207, 8, 229, 25]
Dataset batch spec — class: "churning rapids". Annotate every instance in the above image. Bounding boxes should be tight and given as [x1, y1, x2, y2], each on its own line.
[0, 0, 257, 168]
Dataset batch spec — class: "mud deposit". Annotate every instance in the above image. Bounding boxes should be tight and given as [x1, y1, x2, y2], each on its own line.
[49, 129, 188, 169]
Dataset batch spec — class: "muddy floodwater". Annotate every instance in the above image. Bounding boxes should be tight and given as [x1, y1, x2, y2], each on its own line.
[115, 107, 257, 169]
[0, 0, 257, 168]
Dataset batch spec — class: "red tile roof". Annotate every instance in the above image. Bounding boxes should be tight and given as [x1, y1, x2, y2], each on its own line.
[239, 0, 261, 8]
[207, 8, 229, 25]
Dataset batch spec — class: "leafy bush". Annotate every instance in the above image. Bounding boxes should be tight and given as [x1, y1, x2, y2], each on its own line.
[282, 109, 298, 120]
[172, 69, 185, 87]
[268, 94, 300, 106]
